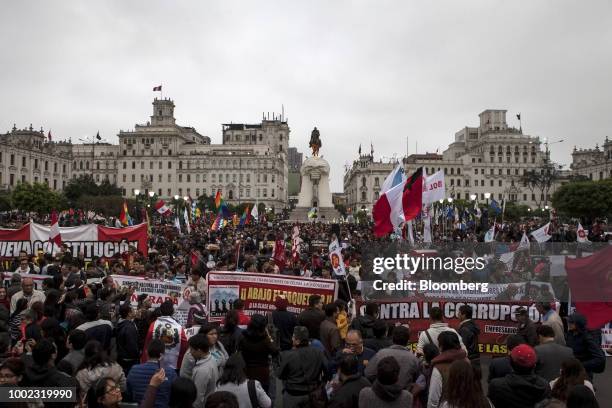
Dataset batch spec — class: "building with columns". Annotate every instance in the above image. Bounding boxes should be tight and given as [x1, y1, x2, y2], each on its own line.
[570, 137, 612, 181]
[344, 109, 570, 212]
[70, 98, 290, 210]
[0, 125, 72, 191]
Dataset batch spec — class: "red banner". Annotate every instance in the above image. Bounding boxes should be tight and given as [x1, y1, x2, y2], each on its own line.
[0, 222, 148, 259]
[355, 298, 539, 355]
[206, 272, 338, 322]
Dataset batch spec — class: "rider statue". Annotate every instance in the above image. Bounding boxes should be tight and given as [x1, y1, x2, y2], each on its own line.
[309, 127, 322, 157]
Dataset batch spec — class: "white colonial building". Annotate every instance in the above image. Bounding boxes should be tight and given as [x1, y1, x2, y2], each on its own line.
[570, 137, 612, 181]
[0, 125, 73, 191]
[344, 109, 569, 212]
[70, 98, 290, 210]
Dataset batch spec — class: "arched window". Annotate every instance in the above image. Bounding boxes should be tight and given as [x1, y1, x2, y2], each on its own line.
[362, 177, 366, 187]
[361, 191, 367, 201]
[228, 190, 234, 199]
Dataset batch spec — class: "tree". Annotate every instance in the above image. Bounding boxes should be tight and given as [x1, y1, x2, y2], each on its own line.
[520, 163, 561, 208]
[0, 191, 11, 212]
[76, 195, 125, 217]
[502, 202, 531, 221]
[11, 182, 67, 214]
[552, 179, 612, 219]
[334, 203, 347, 217]
[63, 174, 122, 204]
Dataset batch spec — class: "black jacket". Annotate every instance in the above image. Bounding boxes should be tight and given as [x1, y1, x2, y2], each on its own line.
[272, 309, 297, 351]
[23, 364, 79, 408]
[458, 319, 480, 361]
[278, 345, 329, 394]
[117, 319, 140, 362]
[487, 356, 513, 383]
[329, 374, 371, 408]
[297, 307, 325, 340]
[566, 320, 606, 375]
[517, 319, 538, 347]
[488, 373, 550, 408]
[349, 314, 377, 339]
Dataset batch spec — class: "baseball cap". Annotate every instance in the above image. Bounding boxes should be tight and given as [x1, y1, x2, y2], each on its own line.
[510, 344, 537, 368]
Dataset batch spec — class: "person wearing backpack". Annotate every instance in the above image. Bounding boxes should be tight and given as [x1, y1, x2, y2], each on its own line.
[565, 313, 606, 380]
[350, 302, 378, 340]
[216, 353, 271, 408]
[416, 307, 466, 357]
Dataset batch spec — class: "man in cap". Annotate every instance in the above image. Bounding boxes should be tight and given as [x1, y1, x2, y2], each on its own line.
[278, 326, 329, 407]
[488, 344, 551, 408]
[515, 307, 537, 347]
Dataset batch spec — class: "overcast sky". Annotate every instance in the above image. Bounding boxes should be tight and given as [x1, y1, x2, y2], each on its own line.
[2, 1, 611, 191]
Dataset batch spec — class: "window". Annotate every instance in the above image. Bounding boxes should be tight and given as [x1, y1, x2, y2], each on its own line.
[123, 174, 126, 182]
[179, 161, 182, 169]
[62, 164, 66, 173]
[150, 162, 154, 169]
[457, 179, 461, 186]
[361, 191, 366, 201]
[158, 174, 162, 182]
[167, 188, 171, 196]
[498, 169, 502, 175]
[131, 174, 135, 182]
[10, 154, 15, 166]
[179, 174, 182, 182]
[498, 180, 502, 186]
[86, 162, 89, 170]
[168, 174, 172, 182]
[96, 162, 100, 170]
[159, 162, 162, 169]
[263, 188, 267, 198]
[490, 180, 494, 187]
[523, 194, 527, 201]
[362, 177, 366, 187]
[465, 179, 470, 187]
[123, 162, 127, 169]
[132, 161, 136, 169]
[246, 188, 250, 197]
[168, 162, 172, 169]
[22, 157, 26, 167]
[179, 188, 183, 196]
[196, 174, 200, 183]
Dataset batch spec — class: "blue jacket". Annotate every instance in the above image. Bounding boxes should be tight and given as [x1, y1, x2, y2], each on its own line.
[127, 361, 176, 408]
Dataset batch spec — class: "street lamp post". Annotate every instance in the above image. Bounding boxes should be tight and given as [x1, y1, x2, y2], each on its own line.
[484, 192, 491, 206]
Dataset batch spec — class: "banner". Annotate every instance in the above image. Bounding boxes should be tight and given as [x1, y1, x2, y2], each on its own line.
[0, 223, 148, 260]
[422, 170, 446, 204]
[206, 272, 338, 322]
[356, 298, 539, 355]
[328, 239, 346, 276]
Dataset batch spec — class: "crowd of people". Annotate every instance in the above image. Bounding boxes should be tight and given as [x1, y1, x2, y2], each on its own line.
[0, 215, 609, 407]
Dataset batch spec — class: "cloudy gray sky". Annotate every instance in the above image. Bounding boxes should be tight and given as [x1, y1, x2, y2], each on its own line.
[2, 1, 611, 191]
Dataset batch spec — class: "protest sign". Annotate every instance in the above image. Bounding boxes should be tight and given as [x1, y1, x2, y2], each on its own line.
[206, 272, 338, 322]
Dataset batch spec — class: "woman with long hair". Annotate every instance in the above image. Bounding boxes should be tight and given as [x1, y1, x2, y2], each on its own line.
[238, 314, 278, 393]
[76, 340, 126, 400]
[551, 358, 594, 402]
[86, 377, 123, 408]
[219, 309, 242, 355]
[40, 317, 68, 362]
[566, 384, 599, 408]
[200, 323, 229, 371]
[216, 353, 271, 408]
[440, 360, 492, 408]
[8, 298, 28, 345]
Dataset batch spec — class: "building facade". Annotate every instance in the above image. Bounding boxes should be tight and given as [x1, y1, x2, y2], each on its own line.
[570, 137, 612, 181]
[69, 98, 290, 210]
[344, 109, 570, 212]
[0, 125, 72, 191]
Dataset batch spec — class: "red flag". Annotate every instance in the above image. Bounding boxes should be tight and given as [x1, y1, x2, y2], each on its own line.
[47, 131, 52, 141]
[153, 85, 162, 91]
[49, 210, 62, 247]
[402, 167, 423, 221]
[372, 167, 423, 237]
[154, 199, 172, 216]
[272, 239, 286, 272]
[566, 245, 612, 329]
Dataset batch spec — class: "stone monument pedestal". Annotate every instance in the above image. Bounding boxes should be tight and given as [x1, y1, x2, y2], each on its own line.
[289, 156, 340, 222]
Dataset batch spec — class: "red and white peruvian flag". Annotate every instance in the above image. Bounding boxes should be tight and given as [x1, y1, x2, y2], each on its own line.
[49, 210, 62, 247]
[154, 200, 172, 216]
[577, 223, 589, 243]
